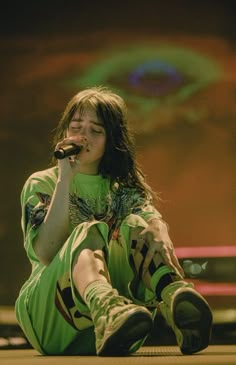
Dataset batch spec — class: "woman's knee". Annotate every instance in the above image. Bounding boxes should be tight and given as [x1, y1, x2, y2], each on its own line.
[73, 224, 105, 252]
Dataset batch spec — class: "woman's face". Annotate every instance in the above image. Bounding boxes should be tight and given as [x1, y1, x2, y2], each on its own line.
[66, 106, 106, 173]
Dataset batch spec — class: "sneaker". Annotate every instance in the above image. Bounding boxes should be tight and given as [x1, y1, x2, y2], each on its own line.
[90, 290, 153, 356]
[159, 281, 213, 354]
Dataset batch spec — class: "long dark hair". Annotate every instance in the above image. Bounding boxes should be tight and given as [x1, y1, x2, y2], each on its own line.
[52, 86, 156, 200]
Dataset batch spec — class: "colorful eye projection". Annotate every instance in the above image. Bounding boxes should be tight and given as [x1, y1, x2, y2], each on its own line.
[128, 60, 183, 97]
[69, 45, 221, 123]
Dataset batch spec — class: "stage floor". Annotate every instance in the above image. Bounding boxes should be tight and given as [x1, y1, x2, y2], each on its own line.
[0, 346, 236, 365]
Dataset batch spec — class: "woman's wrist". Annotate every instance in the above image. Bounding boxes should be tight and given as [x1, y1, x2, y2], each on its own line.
[57, 168, 73, 184]
[147, 217, 170, 231]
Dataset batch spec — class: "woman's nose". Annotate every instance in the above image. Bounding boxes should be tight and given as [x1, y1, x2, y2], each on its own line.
[78, 126, 87, 136]
[77, 128, 88, 144]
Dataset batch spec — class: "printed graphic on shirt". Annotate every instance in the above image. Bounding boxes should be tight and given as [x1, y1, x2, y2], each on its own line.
[68, 186, 147, 239]
[69, 194, 110, 225]
[26, 192, 51, 230]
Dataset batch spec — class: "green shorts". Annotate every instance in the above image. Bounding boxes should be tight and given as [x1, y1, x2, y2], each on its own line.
[15, 214, 156, 355]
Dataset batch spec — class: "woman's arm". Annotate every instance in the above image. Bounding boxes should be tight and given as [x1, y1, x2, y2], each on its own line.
[33, 146, 81, 265]
[33, 136, 87, 265]
[33, 176, 71, 265]
[139, 217, 185, 278]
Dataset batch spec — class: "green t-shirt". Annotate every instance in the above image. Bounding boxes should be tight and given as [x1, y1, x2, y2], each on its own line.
[21, 166, 161, 267]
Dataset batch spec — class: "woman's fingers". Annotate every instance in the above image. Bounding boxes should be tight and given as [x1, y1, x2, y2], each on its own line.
[142, 247, 157, 275]
[141, 239, 184, 279]
[137, 223, 184, 279]
[170, 250, 185, 277]
[159, 247, 184, 278]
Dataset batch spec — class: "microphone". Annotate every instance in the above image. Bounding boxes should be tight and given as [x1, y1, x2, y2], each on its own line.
[54, 144, 82, 160]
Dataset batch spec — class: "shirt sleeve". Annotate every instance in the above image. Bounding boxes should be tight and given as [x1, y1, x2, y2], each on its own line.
[20, 172, 55, 262]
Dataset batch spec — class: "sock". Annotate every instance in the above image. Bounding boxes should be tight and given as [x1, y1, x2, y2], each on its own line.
[83, 280, 114, 310]
[150, 263, 180, 301]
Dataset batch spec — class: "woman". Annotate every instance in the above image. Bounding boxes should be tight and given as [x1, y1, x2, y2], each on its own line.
[15, 86, 212, 356]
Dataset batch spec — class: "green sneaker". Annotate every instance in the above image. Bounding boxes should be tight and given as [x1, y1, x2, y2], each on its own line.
[159, 281, 213, 354]
[90, 290, 153, 356]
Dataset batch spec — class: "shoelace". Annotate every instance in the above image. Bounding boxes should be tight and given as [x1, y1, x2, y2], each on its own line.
[92, 291, 132, 323]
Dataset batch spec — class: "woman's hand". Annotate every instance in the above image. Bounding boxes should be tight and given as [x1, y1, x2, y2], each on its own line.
[139, 218, 184, 279]
[55, 136, 88, 180]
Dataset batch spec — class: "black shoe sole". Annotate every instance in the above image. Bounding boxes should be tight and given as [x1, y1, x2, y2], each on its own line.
[173, 290, 213, 354]
[98, 311, 153, 356]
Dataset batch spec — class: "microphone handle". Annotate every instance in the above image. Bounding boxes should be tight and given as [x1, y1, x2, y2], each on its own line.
[54, 144, 82, 160]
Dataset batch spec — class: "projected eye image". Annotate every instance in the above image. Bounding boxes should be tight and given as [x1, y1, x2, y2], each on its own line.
[69, 45, 221, 133]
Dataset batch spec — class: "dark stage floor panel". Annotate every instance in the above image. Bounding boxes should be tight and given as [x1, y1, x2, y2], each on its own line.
[0, 346, 236, 365]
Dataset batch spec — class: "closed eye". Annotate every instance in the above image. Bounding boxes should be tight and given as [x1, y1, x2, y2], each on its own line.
[70, 127, 81, 131]
[91, 128, 103, 134]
